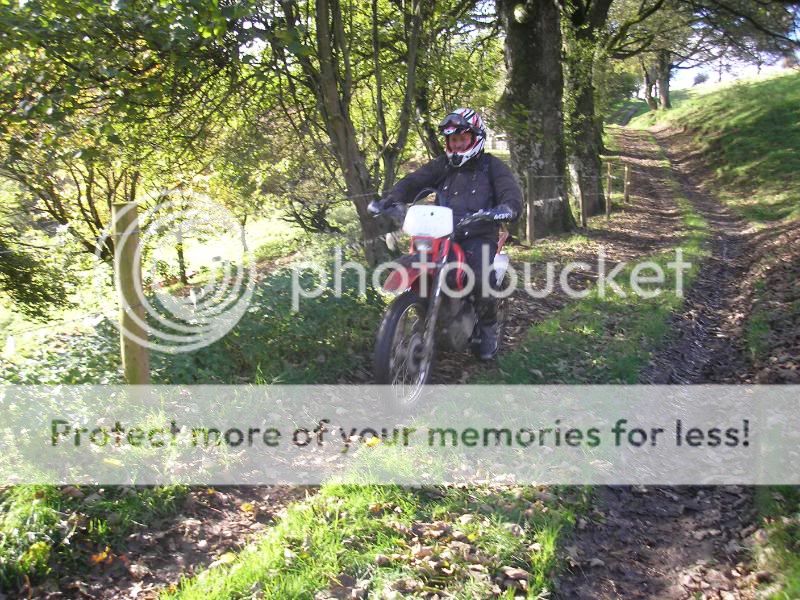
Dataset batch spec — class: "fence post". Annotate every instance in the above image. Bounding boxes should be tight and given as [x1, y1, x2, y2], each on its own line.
[112, 202, 151, 384]
[526, 168, 535, 243]
[624, 164, 630, 204]
[606, 161, 613, 219]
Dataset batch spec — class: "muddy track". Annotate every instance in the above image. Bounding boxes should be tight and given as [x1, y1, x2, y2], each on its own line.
[639, 127, 753, 384]
[555, 127, 763, 600]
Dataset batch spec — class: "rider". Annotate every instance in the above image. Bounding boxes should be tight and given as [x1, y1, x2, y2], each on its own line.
[369, 108, 523, 360]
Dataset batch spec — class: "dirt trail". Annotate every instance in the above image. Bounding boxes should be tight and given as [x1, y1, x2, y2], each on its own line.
[555, 127, 764, 600]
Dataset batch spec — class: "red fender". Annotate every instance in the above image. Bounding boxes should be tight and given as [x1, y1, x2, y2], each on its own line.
[382, 255, 436, 293]
[382, 238, 471, 293]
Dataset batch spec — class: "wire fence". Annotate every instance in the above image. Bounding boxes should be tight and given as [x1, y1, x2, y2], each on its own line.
[2, 157, 652, 347]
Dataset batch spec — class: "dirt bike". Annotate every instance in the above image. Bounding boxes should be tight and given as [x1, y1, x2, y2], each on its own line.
[369, 189, 511, 405]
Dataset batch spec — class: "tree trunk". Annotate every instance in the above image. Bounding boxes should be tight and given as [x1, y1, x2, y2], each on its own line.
[314, 0, 386, 264]
[376, 0, 421, 193]
[415, 82, 444, 159]
[657, 50, 672, 109]
[564, 0, 612, 218]
[497, 0, 576, 238]
[641, 58, 658, 110]
[176, 240, 188, 285]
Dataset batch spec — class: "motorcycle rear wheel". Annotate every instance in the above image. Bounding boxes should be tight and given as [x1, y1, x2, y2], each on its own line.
[373, 290, 432, 406]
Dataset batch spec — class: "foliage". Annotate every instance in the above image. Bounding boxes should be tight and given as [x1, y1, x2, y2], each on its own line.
[595, 59, 642, 120]
[1, 262, 384, 385]
[0, 240, 72, 321]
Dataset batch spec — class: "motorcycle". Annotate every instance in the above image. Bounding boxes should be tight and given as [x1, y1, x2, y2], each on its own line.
[369, 189, 511, 404]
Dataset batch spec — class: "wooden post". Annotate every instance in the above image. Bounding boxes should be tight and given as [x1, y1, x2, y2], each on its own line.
[112, 202, 150, 384]
[569, 162, 587, 228]
[578, 174, 587, 229]
[526, 168, 535, 243]
[606, 161, 613, 219]
[624, 164, 630, 204]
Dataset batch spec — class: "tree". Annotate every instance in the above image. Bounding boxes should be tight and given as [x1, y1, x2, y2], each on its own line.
[0, 0, 245, 260]
[563, 0, 614, 218]
[497, 0, 576, 237]
[607, 0, 800, 110]
[0, 183, 72, 319]
[241, 0, 505, 261]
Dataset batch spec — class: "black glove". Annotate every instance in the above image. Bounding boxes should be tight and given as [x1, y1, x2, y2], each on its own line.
[487, 204, 516, 221]
[458, 205, 516, 228]
[367, 197, 395, 215]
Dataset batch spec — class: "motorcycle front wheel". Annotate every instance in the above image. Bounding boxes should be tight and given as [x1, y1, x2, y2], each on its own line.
[373, 290, 432, 406]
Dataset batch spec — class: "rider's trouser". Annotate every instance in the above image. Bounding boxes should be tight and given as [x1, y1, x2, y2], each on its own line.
[459, 237, 498, 326]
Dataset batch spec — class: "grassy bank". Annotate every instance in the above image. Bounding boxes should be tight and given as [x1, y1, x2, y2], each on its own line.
[630, 72, 800, 225]
[632, 72, 800, 596]
[162, 483, 586, 599]
[753, 487, 800, 598]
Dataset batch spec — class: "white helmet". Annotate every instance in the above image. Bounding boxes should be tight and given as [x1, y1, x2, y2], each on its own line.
[439, 108, 486, 167]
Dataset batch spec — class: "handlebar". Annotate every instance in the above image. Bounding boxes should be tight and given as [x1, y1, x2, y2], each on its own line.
[369, 190, 512, 229]
[456, 210, 496, 229]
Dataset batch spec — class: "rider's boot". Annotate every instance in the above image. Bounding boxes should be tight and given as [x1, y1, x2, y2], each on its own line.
[478, 320, 499, 361]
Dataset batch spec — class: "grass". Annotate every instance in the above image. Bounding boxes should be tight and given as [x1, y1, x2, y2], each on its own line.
[161, 129, 707, 599]
[753, 487, 800, 598]
[629, 72, 800, 225]
[0, 233, 387, 593]
[743, 245, 800, 599]
[4, 74, 797, 596]
[604, 88, 694, 127]
[1, 259, 385, 386]
[162, 480, 586, 599]
[0, 216, 303, 362]
[629, 73, 800, 597]
[0, 485, 187, 588]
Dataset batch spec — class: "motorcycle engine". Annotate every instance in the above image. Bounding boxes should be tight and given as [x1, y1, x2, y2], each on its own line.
[436, 297, 477, 352]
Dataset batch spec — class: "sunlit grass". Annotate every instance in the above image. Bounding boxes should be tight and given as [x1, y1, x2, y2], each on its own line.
[753, 487, 800, 599]
[629, 72, 800, 225]
[162, 476, 586, 600]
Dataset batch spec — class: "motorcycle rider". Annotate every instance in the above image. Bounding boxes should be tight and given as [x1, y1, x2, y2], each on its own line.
[369, 108, 523, 360]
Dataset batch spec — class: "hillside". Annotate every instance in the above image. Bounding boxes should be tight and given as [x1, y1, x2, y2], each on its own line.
[630, 72, 800, 224]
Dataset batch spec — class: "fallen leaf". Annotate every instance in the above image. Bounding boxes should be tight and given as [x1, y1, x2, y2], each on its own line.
[89, 546, 113, 566]
[588, 557, 605, 567]
[501, 566, 530, 580]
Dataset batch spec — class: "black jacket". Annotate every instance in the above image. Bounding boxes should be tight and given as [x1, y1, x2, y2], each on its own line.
[385, 152, 523, 240]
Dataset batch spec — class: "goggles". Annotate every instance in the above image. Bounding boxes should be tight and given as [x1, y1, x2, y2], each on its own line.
[438, 114, 475, 136]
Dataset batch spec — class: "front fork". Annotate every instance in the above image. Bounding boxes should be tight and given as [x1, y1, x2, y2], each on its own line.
[418, 250, 449, 371]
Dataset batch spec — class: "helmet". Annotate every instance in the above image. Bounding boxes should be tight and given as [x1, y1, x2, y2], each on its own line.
[438, 108, 486, 167]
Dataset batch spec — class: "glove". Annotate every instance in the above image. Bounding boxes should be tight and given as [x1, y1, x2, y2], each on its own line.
[487, 204, 516, 222]
[459, 205, 516, 228]
[367, 197, 394, 215]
